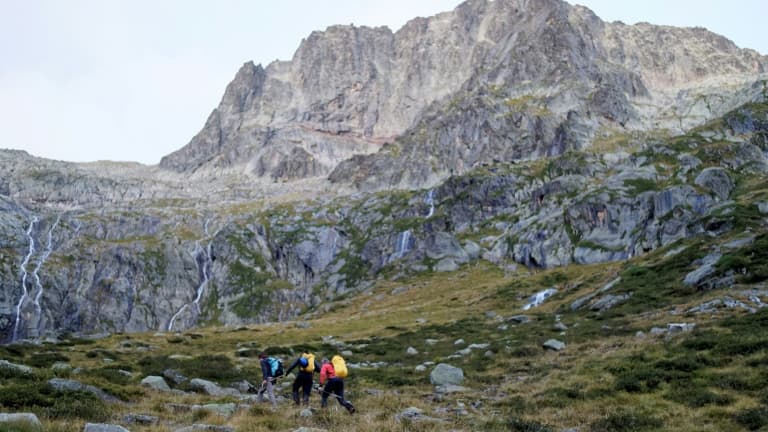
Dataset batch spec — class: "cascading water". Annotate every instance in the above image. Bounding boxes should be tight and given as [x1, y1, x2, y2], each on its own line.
[32, 215, 60, 323]
[425, 189, 435, 218]
[397, 229, 412, 258]
[12, 216, 38, 341]
[192, 241, 213, 312]
[168, 218, 215, 332]
[522, 288, 558, 310]
[167, 304, 188, 332]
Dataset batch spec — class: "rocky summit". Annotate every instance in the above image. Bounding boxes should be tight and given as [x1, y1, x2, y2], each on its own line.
[0, 0, 766, 343]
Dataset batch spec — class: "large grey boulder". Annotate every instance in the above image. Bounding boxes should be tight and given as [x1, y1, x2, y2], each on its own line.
[0, 360, 33, 376]
[590, 294, 631, 311]
[434, 258, 459, 272]
[83, 424, 130, 432]
[198, 403, 237, 418]
[695, 167, 734, 200]
[174, 425, 235, 432]
[163, 368, 188, 385]
[48, 378, 120, 402]
[141, 376, 172, 392]
[0, 413, 41, 430]
[758, 202, 768, 214]
[189, 379, 240, 397]
[425, 232, 470, 264]
[683, 253, 722, 286]
[543, 339, 566, 351]
[429, 363, 464, 386]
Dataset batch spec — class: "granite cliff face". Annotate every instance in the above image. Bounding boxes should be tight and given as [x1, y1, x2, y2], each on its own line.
[1, 0, 767, 342]
[159, 0, 765, 190]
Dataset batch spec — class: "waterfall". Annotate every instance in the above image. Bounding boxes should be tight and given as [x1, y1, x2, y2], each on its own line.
[397, 230, 412, 258]
[12, 216, 38, 341]
[168, 217, 215, 332]
[192, 241, 213, 311]
[522, 288, 558, 310]
[32, 214, 60, 320]
[167, 304, 188, 332]
[331, 229, 339, 256]
[425, 189, 435, 218]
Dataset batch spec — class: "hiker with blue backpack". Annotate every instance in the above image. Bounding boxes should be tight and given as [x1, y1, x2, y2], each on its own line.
[285, 352, 321, 406]
[319, 355, 355, 414]
[257, 352, 283, 408]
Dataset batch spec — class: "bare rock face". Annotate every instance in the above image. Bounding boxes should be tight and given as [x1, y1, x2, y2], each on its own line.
[158, 0, 765, 192]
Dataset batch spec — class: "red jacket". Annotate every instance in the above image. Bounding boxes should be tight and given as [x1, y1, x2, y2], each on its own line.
[319, 363, 335, 385]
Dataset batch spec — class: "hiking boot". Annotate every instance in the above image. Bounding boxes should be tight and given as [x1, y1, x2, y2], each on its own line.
[347, 405, 356, 414]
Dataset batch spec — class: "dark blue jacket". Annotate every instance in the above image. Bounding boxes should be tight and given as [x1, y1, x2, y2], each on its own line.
[260, 357, 273, 380]
[285, 356, 321, 376]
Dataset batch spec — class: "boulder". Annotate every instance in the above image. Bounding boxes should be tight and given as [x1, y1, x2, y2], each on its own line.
[434, 258, 459, 272]
[395, 407, 446, 423]
[199, 403, 237, 417]
[83, 424, 130, 432]
[695, 167, 734, 200]
[543, 339, 566, 351]
[174, 425, 235, 432]
[683, 253, 721, 286]
[123, 414, 159, 425]
[0, 413, 41, 430]
[507, 315, 530, 324]
[429, 363, 464, 386]
[435, 384, 469, 394]
[163, 368, 188, 385]
[759, 202, 768, 214]
[51, 362, 73, 375]
[189, 378, 240, 397]
[668, 323, 696, 334]
[590, 294, 631, 311]
[141, 376, 171, 392]
[425, 232, 470, 264]
[0, 360, 33, 376]
[406, 347, 418, 356]
[48, 378, 120, 402]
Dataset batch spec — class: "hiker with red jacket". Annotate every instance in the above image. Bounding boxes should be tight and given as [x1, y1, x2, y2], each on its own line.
[285, 352, 321, 406]
[319, 356, 355, 414]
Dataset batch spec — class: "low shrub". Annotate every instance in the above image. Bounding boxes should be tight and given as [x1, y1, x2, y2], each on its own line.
[590, 409, 663, 432]
[507, 417, 555, 432]
[734, 406, 768, 431]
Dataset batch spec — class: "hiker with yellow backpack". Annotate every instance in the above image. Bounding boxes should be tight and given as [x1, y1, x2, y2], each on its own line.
[319, 355, 355, 414]
[284, 352, 321, 406]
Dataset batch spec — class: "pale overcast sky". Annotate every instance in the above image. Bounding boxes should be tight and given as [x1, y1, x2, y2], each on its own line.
[1, 1, 766, 164]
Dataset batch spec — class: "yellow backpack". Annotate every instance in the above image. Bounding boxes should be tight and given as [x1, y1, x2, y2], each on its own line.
[300, 353, 315, 373]
[331, 355, 348, 378]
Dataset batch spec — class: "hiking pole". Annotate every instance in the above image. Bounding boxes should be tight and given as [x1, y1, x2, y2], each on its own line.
[315, 383, 345, 401]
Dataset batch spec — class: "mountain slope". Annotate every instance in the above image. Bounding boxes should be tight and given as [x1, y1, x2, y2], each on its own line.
[160, 0, 766, 191]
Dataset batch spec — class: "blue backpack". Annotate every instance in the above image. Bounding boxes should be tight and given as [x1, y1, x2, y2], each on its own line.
[267, 357, 284, 377]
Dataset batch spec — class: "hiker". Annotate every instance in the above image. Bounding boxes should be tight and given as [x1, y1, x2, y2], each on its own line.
[285, 352, 321, 406]
[319, 356, 355, 414]
[257, 352, 278, 408]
